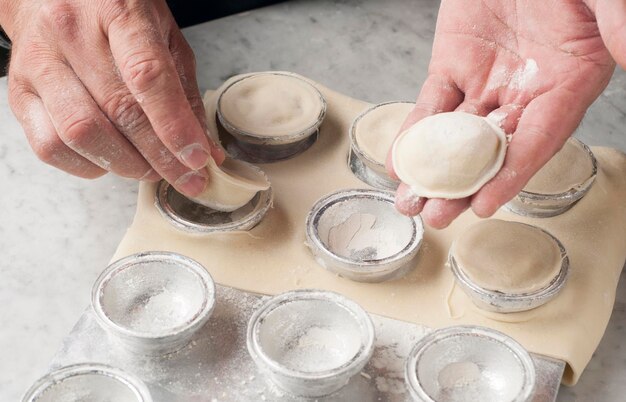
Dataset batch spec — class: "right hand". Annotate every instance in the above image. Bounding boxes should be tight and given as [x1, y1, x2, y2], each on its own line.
[1, 0, 224, 196]
[387, 0, 622, 229]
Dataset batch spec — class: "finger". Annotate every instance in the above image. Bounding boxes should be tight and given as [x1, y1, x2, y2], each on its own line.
[471, 88, 586, 217]
[169, 28, 225, 164]
[30, 60, 156, 180]
[386, 73, 464, 178]
[107, 7, 213, 170]
[56, 27, 207, 195]
[421, 198, 471, 229]
[454, 100, 494, 116]
[395, 183, 427, 216]
[594, 0, 626, 71]
[486, 104, 524, 135]
[8, 79, 106, 179]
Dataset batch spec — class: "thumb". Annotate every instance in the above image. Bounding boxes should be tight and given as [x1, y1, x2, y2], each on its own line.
[593, 0, 626, 70]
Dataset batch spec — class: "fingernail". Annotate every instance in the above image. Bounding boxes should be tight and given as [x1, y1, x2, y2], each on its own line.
[175, 171, 208, 196]
[140, 168, 162, 182]
[179, 144, 210, 170]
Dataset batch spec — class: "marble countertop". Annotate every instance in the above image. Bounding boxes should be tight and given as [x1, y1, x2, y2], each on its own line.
[1, 0, 625, 400]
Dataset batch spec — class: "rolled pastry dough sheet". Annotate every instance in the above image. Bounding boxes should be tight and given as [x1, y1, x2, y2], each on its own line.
[450, 219, 563, 294]
[112, 72, 626, 385]
[219, 73, 324, 137]
[354, 102, 415, 166]
[523, 138, 595, 194]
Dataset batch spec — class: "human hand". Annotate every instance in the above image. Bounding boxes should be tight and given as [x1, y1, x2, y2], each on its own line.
[388, 0, 621, 228]
[1, 0, 224, 196]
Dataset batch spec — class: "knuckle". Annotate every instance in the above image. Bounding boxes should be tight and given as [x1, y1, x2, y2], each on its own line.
[102, 92, 150, 133]
[7, 76, 32, 113]
[31, 134, 64, 165]
[121, 52, 166, 93]
[39, 1, 80, 41]
[58, 112, 98, 149]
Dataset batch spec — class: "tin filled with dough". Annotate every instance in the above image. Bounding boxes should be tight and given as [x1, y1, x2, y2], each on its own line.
[91, 252, 216, 355]
[348, 101, 414, 190]
[505, 138, 597, 218]
[246, 289, 375, 397]
[155, 177, 273, 233]
[217, 72, 327, 162]
[448, 219, 569, 313]
[22, 363, 152, 402]
[405, 326, 536, 402]
[305, 189, 424, 283]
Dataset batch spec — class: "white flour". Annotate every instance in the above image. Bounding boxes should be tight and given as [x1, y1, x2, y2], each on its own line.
[438, 361, 482, 389]
[125, 288, 193, 332]
[487, 58, 538, 91]
[278, 325, 360, 372]
[509, 59, 538, 90]
[327, 212, 402, 261]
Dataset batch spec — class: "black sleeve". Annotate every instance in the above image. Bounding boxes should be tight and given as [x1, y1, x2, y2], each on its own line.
[167, 0, 288, 28]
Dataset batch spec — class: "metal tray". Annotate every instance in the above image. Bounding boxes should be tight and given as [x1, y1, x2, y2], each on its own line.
[49, 285, 564, 402]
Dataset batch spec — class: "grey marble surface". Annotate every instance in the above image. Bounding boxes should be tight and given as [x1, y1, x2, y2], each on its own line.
[1, 0, 625, 400]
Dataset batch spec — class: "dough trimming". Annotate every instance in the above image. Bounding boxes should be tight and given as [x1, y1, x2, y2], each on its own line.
[189, 157, 270, 212]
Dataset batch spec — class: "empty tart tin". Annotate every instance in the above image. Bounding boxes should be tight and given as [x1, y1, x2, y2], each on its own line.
[405, 326, 536, 402]
[91, 251, 216, 355]
[22, 363, 152, 402]
[305, 188, 424, 282]
[448, 222, 569, 313]
[246, 289, 375, 397]
[217, 72, 327, 162]
[349, 101, 414, 190]
[155, 179, 273, 233]
[504, 138, 597, 218]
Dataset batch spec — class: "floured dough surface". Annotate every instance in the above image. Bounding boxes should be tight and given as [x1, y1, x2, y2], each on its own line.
[451, 219, 563, 294]
[189, 158, 270, 212]
[114, 72, 626, 385]
[354, 102, 414, 166]
[219, 73, 324, 137]
[392, 112, 507, 198]
[524, 138, 595, 195]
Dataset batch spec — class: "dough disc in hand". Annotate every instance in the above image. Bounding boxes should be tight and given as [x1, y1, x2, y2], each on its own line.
[392, 112, 507, 199]
[450, 219, 563, 294]
[189, 158, 270, 212]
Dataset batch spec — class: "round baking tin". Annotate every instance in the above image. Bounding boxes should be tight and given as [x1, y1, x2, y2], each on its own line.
[306, 189, 424, 283]
[448, 225, 569, 313]
[348, 101, 412, 190]
[504, 138, 597, 218]
[91, 252, 216, 355]
[217, 72, 327, 163]
[246, 289, 375, 397]
[22, 363, 152, 402]
[155, 179, 273, 233]
[405, 326, 536, 402]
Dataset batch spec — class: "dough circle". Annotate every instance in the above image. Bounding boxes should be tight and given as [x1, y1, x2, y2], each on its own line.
[523, 138, 595, 195]
[450, 219, 563, 294]
[218, 73, 325, 138]
[189, 158, 270, 212]
[392, 112, 507, 198]
[353, 102, 414, 166]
